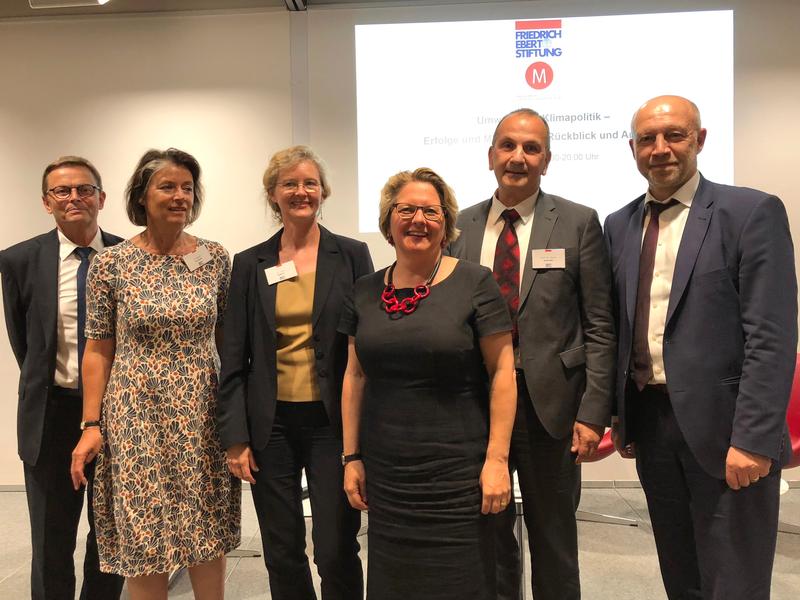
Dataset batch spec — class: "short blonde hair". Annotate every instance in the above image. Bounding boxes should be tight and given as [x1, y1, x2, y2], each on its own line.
[378, 168, 460, 246]
[262, 145, 331, 221]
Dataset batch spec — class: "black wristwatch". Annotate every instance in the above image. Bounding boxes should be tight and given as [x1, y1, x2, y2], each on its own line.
[80, 420, 101, 431]
[341, 452, 362, 465]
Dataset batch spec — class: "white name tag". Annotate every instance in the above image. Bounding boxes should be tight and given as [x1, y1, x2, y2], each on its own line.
[265, 260, 298, 285]
[182, 245, 213, 271]
[531, 248, 565, 269]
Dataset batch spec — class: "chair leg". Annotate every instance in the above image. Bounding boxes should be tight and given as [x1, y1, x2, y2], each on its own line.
[576, 509, 639, 527]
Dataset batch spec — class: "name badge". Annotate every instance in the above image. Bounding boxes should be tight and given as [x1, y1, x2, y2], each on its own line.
[531, 248, 565, 269]
[182, 245, 213, 271]
[265, 260, 298, 285]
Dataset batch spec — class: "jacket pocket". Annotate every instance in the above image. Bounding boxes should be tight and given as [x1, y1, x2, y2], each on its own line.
[559, 345, 586, 369]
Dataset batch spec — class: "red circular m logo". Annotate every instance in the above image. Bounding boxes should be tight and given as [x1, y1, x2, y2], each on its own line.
[525, 62, 553, 89]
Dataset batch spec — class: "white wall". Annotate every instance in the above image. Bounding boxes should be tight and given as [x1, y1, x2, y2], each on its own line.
[0, 0, 798, 484]
[0, 8, 292, 485]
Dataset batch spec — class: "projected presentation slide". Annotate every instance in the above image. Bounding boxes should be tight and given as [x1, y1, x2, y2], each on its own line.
[355, 10, 733, 232]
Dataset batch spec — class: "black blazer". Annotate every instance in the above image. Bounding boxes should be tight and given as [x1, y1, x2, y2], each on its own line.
[0, 228, 124, 466]
[217, 226, 373, 451]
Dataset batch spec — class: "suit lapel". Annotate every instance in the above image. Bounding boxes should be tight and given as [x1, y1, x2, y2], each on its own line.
[100, 229, 122, 247]
[256, 231, 282, 334]
[40, 230, 60, 354]
[666, 178, 713, 326]
[312, 227, 338, 328]
[623, 197, 647, 331]
[463, 200, 491, 263]
[519, 192, 556, 308]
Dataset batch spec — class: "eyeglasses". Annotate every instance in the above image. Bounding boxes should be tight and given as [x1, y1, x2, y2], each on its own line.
[393, 203, 445, 222]
[277, 180, 320, 193]
[47, 184, 101, 200]
[634, 130, 694, 147]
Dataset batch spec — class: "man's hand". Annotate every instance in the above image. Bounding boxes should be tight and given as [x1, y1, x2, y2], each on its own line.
[571, 421, 604, 464]
[725, 446, 771, 490]
[611, 420, 635, 459]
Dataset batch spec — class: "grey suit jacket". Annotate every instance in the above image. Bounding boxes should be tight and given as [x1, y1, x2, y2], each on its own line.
[450, 191, 616, 438]
[0, 228, 123, 465]
[604, 176, 797, 477]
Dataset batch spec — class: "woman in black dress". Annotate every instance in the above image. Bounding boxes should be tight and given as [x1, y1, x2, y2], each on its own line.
[339, 168, 516, 599]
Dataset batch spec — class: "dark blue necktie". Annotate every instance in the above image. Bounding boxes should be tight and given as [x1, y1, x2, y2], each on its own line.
[75, 247, 93, 389]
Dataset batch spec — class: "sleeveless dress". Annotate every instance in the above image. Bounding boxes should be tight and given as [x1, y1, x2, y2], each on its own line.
[339, 260, 511, 599]
[85, 239, 241, 577]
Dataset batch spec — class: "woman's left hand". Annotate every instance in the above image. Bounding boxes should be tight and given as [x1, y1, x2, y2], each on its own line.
[479, 457, 512, 515]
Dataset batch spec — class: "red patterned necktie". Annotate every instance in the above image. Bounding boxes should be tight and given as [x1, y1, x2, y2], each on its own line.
[631, 199, 677, 390]
[493, 209, 521, 346]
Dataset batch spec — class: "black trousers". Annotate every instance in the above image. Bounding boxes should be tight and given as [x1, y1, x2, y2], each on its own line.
[250, 401, 363, 600]
[22, 387, 123, 600]
[495, 372, 582, 600]
[631, 385, 780, 600]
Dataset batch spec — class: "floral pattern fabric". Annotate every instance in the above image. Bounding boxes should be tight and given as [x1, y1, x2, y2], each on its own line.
[86, 238, 240, 577]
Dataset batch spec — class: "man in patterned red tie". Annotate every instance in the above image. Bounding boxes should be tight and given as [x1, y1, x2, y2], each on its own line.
[0, 157, 124, 600]
[449, 109, 616, 600]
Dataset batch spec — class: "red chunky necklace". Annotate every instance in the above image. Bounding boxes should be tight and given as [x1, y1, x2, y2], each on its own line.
[381, 254, 443, 315]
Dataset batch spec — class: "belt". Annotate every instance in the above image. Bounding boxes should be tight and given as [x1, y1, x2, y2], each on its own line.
[51, 385, 81, 398]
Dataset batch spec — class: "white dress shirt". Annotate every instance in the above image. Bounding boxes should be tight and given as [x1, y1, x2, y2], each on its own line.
[478, 190, 538, 283]
[54, 229, 105, 389]
[642, 171, 700, 385]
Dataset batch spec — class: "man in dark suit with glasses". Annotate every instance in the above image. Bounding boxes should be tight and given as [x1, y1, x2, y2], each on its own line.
[0, 156, 124, 600]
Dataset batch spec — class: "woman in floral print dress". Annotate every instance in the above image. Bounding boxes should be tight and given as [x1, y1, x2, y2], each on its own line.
[71, 148, 240, 599]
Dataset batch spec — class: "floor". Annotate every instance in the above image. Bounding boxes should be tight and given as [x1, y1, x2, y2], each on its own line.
[0, 486, 798, 598]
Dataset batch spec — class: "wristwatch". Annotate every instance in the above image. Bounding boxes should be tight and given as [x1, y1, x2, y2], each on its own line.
[341, 452, 362, 466]
[80, 420, 101, 431]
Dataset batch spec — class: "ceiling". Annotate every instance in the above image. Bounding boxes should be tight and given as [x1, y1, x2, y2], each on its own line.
[2, 0, 464, 19]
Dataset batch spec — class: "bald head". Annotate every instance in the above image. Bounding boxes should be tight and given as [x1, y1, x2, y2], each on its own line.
[629, 95, 707, 201]
[631, 95, 702, 135]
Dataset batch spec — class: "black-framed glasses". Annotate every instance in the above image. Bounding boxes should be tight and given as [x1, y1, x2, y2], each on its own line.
[47, 184, 101, 200]
[393, 203, 445, 221]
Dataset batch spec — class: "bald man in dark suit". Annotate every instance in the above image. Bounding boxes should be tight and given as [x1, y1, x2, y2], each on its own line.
[605, 95, 796, 599]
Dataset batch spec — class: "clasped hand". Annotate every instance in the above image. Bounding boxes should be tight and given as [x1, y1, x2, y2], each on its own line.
[725, 446, 771, 490]
[480, 458, 511, 515]
[225, 443, 259, 485]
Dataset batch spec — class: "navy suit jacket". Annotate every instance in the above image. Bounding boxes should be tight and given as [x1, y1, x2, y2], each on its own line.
[450, 191, 616, 438]
[217, 226, 373, 451]
[604, 176, 797, 478]
[0, 228, 123, 466]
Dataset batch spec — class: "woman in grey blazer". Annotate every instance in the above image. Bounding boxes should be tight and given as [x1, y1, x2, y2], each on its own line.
[218, 145, 373, 600]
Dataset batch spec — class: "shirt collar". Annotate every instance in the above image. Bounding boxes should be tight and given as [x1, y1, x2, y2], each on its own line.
[58, 228, 104, 261]
[644, 170, 701, 210]
[489, 189, 538, 226]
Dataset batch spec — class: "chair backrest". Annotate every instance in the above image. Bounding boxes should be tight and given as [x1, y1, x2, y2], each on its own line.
[582, 429, 615, 463]
[786, 354, 800, 469]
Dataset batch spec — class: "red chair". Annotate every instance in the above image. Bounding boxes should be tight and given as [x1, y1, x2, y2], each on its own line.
[576, 430, 639, 527]
[779, 355, 800, 534]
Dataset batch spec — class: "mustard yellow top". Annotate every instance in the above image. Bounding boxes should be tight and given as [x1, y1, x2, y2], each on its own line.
[275, 271, 320, 402]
